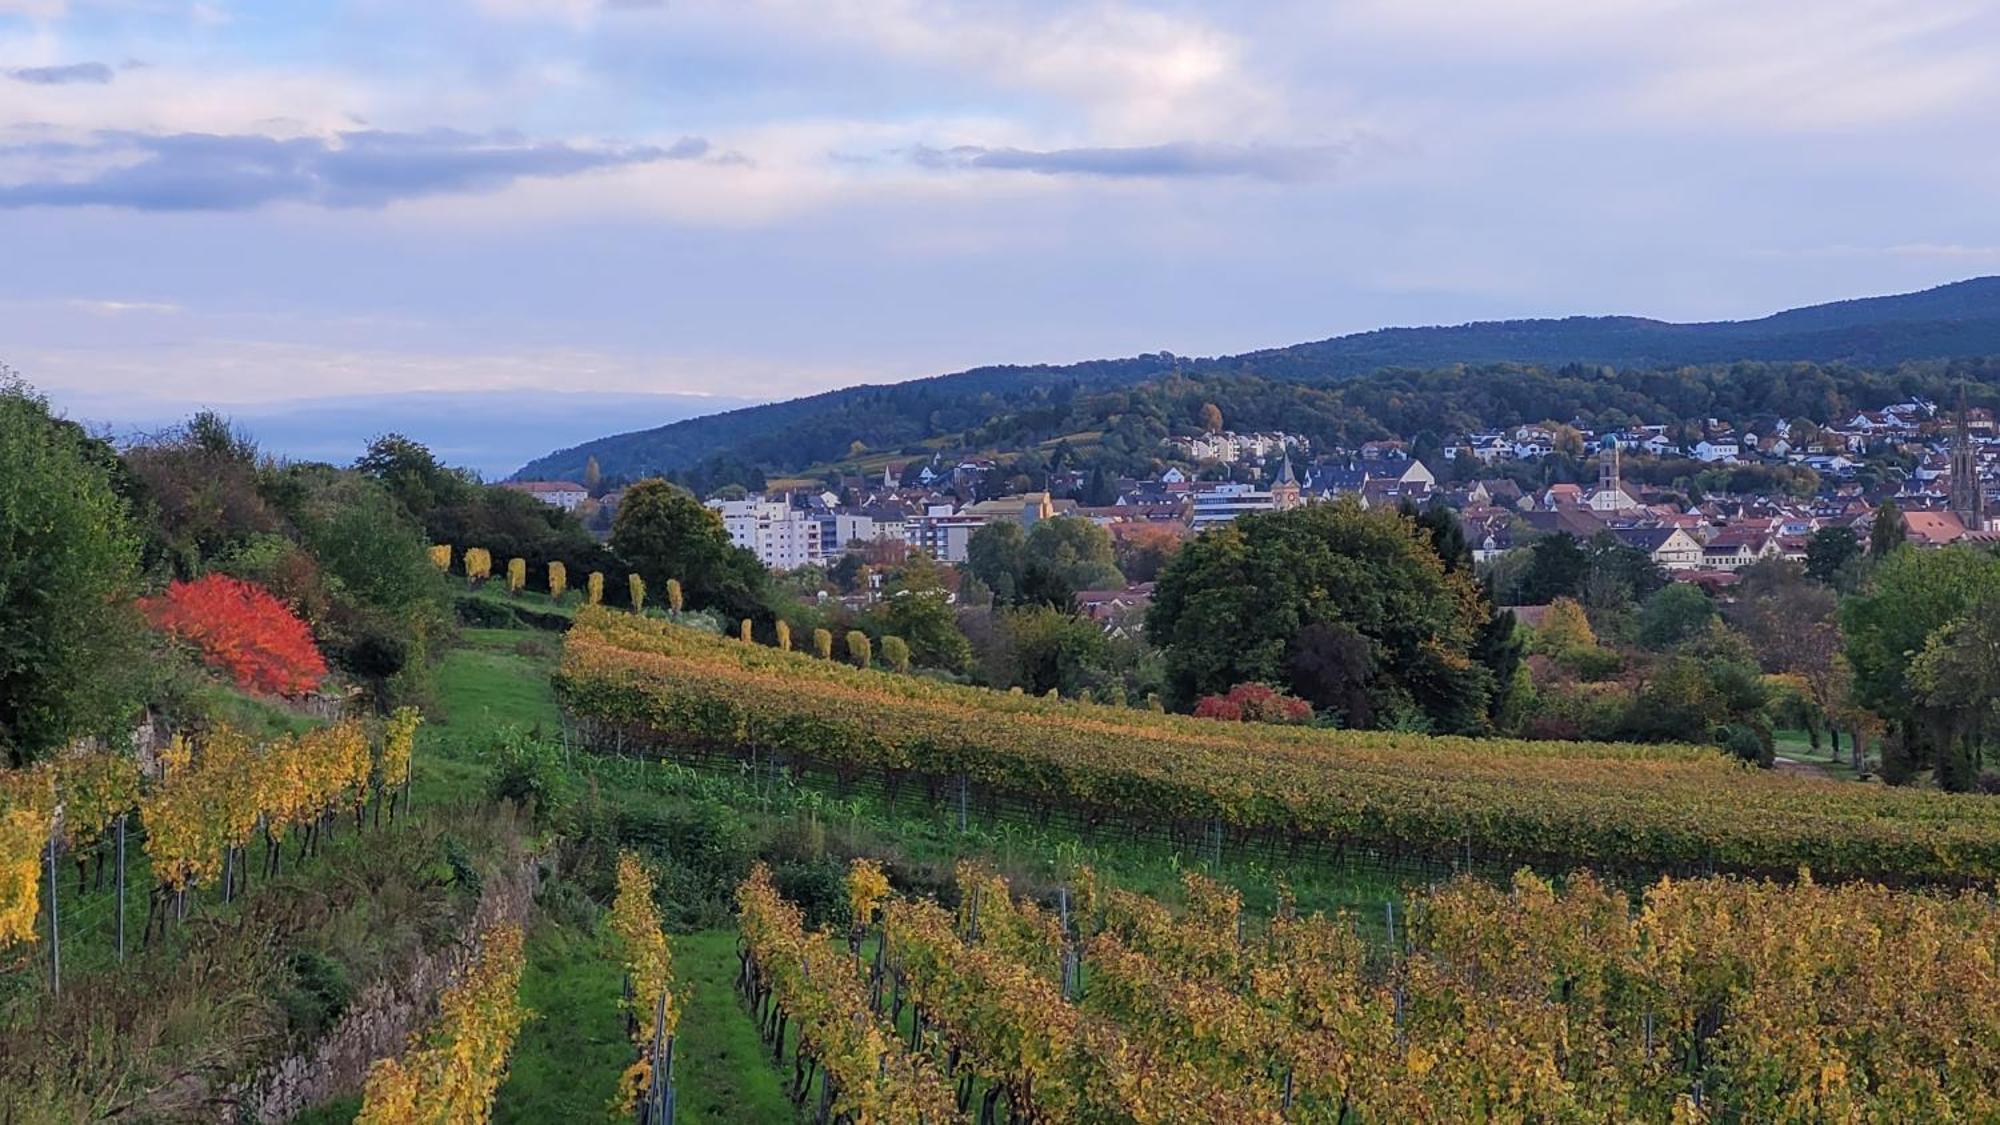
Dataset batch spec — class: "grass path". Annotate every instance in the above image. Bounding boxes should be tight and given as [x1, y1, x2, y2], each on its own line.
[672, 930, 796, 1125]
[492, 922, 632, 1124]
[421, 628, 795, 1124]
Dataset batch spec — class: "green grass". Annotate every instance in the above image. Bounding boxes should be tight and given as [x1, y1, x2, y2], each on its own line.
[197, 681, 324, 740]
[673, 930, 795, 1125]
[492, 921, 632, 1124]
[1772, 728, 1872, 782]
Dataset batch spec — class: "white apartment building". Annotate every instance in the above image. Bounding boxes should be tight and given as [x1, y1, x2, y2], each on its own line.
[1188, 483, 1275, 531]
[708, 498, 823, 570]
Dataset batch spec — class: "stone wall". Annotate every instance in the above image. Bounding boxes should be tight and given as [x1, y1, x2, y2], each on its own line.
[222, 853, 542, 1123]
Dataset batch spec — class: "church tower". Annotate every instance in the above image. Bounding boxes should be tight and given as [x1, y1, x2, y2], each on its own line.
[1598, 441, 1622, 497]
[1950, 385, 1986, 530]
[1271, 447, 1302, 511]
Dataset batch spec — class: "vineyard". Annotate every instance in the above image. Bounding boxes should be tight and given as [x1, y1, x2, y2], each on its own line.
[741, 857, 2000, 1123]
[554, 609, 2000, 884]
[0, 710, 422, 977]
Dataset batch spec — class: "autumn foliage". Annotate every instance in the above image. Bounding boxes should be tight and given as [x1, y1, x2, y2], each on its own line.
[1192, 682, 1313, 724]
[143, 574, 327, 696]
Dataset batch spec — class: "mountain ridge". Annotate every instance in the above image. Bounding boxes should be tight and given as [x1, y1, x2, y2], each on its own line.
[514, 276, 2000, 481]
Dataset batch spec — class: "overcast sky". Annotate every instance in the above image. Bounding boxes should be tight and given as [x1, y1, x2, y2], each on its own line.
[6, 0, 2000, 425]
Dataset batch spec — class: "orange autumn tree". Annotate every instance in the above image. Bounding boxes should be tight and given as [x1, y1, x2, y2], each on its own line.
[143, 574, 328, 696]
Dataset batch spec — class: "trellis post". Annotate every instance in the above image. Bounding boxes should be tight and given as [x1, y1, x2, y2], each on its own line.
[114, 813, 127, 962]
[45, 834, 61, 998]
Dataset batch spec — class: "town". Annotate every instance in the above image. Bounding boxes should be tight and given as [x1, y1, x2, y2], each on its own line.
[507, 391, 1996, 619]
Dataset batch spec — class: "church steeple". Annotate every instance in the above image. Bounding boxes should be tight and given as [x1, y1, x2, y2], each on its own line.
[1950, 384, 1986, 530]
[1271, 446, 1302, 510]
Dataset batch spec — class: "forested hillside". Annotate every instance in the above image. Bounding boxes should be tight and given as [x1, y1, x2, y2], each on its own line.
[517, 276, 2000, 481]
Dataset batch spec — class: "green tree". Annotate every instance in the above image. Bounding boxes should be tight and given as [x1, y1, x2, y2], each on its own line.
[1146, 498, 1493, 730]
[1637, 583, 1715, 650]
[1025, 516, 1123, 592]
[873, 553, 972, 671]
[0, 382, 146, 764]
[1804, 525, 1861, 585]
[965, 521, 1026, 605]
[1510, 532, 1591, 604]
[611, 479, 768, 621]
[1843, 546, 2000, 785]
[1869, 500, 1906, 559]
[879, 635, 911, 674]
[1908, 593, 2000, 790]
[994, 605, 1111, 698]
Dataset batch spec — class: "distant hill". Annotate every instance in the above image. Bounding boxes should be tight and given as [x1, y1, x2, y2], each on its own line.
[514, 277, 2000, 481]
[80, 390, 752, 480]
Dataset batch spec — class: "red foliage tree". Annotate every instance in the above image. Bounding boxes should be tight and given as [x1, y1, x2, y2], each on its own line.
[1192, 682, 1314, 725]
[142, 574, 328, 696]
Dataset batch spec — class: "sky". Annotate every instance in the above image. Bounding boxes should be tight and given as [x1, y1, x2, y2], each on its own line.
[5, 0, 2000, 468]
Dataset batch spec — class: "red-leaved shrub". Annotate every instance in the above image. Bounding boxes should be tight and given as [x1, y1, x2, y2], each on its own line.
[143, 574, 328, 696]
[1192, 682, 1313, 725]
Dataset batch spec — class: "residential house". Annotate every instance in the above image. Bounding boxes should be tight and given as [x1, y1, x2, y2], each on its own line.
[503, 480, 590, 511]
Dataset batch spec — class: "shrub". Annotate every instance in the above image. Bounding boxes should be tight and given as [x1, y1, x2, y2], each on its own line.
[812, 628, 833, 660]
[485, 727, 571, 826]
[880, 635, 911, 674]
[845, 630, 871, 669]
[1192, 682, 1313, 724]
[775, 620, 792, 652]
[142, 574, 328, 696]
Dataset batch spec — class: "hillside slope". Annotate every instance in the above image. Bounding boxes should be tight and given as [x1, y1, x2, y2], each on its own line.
[515, 276, 2000, 480]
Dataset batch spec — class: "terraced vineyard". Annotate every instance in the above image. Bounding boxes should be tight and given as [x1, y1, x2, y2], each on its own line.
[556, 609, 2000, 884]
[740, 858, 2000, 1122]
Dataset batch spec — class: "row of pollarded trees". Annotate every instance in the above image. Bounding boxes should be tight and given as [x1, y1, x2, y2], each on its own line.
[728, 615, 913, 674]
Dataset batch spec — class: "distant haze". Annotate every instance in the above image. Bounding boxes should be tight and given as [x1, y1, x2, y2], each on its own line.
[76, 391, 756, 479]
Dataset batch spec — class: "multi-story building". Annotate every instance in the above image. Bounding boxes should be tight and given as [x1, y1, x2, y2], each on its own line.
[1189, 483, 1276, 530]
[709, 498, 823, 570]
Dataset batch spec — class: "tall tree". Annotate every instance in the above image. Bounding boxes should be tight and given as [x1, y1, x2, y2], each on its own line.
[1843, 546, 2000, 785]
[1804, 525, 1861, 585]
[611, 479, 768, 621]
[871, 553, 972, 672]
[1869, 500, 1906, 558]
[0, 382, 146, 764]
[1147, 498, 1493, 730]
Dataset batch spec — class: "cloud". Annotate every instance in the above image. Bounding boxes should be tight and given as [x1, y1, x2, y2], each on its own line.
[9, 62, 114, 85]
[907, 140, 1352, 182]
[67, 297, 180, 314]
[0, 127, 708, 210]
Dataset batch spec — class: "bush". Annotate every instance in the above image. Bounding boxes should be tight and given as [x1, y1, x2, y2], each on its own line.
[278, 949, 353, 1042]
[773, 857, 851, 931]
[1714, 723, 1773, 768]
[142, 574, 329, 696]
[485, 728, 571, 826]
[612, 799, 755, 930]
[1193, 682, 1313, 724]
